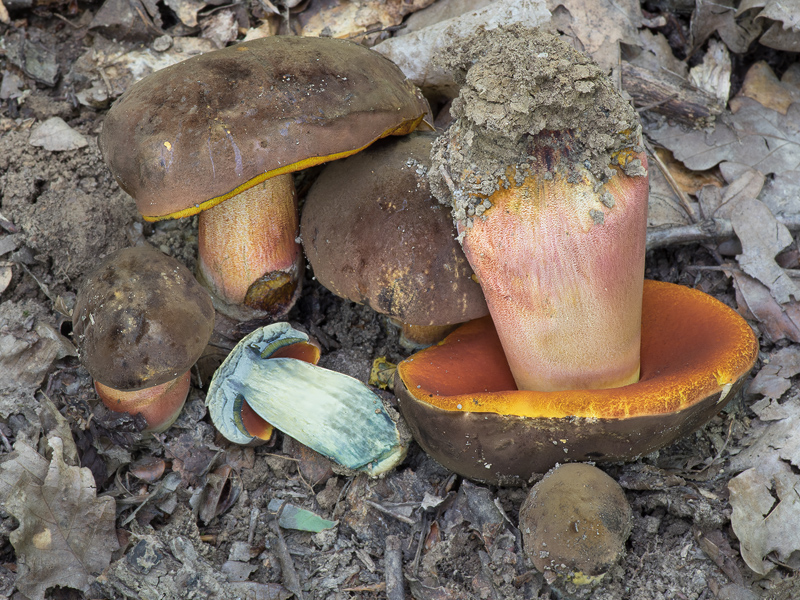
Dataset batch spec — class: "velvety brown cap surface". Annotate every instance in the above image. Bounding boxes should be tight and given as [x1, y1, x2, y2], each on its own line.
[73, 245, 215, 390]
[520, 463, 632, 579]
[301, 133, 487, 326]
[100, 36, 429, 220]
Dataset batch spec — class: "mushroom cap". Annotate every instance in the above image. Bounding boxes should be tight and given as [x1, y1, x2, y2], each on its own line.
[394, 280, 759, 485]
[300, 132, 488, 327]
[99, 36, 430, 221]
[520, 463, 632, 581]
[73, 245, 215, 391]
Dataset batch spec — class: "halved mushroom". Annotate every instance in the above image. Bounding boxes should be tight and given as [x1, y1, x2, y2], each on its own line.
[73, 245, 214, 432]
[300, 132, 487, 348]
[100, 36, 430, 321]
[395, 280, 758, 484]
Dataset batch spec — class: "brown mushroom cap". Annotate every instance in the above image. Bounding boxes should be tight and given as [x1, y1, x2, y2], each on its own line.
[520, 463, 632, 581]
[73, 245, 215, 391]
[300, 132, 487, 327]
[394, 280, 758, 485]
[99, 36, 430, 221]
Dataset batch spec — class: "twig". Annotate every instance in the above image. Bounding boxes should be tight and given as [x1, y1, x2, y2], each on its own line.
[385, 535, 405, 600]
[365, 499, 416, 525]
[646, 214, 800, 250]
[272, 501, 305, 600]
[411, 513, 429, 577]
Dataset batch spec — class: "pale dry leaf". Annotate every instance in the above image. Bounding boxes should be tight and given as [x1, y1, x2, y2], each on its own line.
[731, 61, 800, 115]
[761, 170, 800, 218]
[628, 29, 687, 75]
[748, 346, 800, 399]
[739, 0, 800, 29]
[728, 395, 800, 575]
[28, 117, 88, 152]
[372, 0, 550, 97]
[547, 0, 641, 74]
[731, 271, 800, 343]
[692, 0, 762, 54]
[650, 97, 800, 174]
[729, 197, 800, 304]
[163, 0, 205, 28]
[729, 462, 800, 575]
[299, 0, 437, 40]
[3, 436, 119, 599]
[689, 39, 731, 102]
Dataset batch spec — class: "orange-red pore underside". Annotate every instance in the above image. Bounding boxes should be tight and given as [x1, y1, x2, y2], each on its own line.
[459, 158, 650, 392]
[397, 280, 758, 420]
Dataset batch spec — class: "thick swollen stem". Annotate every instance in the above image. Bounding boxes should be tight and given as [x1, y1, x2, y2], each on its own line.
[460, 154, 649, 392]
[197, 174, 302, 319]
[95, 371, 191, 433]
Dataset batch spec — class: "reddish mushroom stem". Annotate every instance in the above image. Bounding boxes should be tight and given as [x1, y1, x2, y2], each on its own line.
[460, 142, 649, 392]
[95, 371, 191, 433]
[197, 175, 302, 319]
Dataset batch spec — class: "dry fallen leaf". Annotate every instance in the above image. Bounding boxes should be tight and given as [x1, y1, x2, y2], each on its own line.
[728, 396, 800, 575]
[651, 96, 800, 174]
[28, 117, 88, 152]
[0, 437, 119, 599]
[748, 346, 800, 399]
[738, 0, 800, 52]
[547, 0, 641, 75]
[729, 462, 800, 575]
[732, 271, 800, 343]
[731, 61, 800, 114]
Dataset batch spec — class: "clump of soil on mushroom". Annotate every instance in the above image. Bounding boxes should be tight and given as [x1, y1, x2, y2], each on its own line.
[429, 25, 642, 228]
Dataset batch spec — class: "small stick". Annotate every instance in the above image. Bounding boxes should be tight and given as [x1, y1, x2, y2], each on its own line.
[385, 535, 405, 600]
[366, 499, 416, 525]
[273, 501, 305, 600]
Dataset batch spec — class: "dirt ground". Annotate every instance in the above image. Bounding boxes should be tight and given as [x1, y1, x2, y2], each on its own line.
[1, 2, 798, 600]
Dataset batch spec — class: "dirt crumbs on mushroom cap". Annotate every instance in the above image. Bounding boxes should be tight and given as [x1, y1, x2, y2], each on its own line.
[520, 463, 632, 587]
[428, 25, 642, 229]
[73, 245, 215, 391]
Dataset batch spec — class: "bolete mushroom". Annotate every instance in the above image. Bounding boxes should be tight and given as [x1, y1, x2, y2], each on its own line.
[520, 463, 632, 585]
[394, 27, 759, 484]
[73, 245, 214, 432]
[99, 36, 430, 321]
[300, 132, 488, 348]
[395, 280, 758, 484]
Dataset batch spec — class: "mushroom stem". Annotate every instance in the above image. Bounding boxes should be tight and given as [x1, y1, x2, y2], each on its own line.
[460, 145, 649, 392]
[198, 174, 302, 319]
[95, 371, 191, 433]
[392, 320, 458, 350]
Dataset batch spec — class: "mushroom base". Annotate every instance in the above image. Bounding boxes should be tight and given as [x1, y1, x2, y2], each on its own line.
[95, 371, 191, 433]
[394, 280, 758, 485]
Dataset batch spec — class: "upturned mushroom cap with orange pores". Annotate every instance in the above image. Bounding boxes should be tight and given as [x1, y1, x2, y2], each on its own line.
[73, 245, 214, 432]
[99, 36, 430, 321]
[300, 132, 488, 348]
[395, 281, 758, 484]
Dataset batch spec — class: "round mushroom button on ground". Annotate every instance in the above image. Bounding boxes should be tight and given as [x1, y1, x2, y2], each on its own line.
[72, 245, 214, 432]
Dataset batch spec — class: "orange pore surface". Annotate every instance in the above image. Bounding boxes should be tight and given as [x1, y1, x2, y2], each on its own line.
[397, 280, 758, 420]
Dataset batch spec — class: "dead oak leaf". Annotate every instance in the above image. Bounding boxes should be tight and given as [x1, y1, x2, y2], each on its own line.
[650, 96, 800, 174]
[0, 436, 118, 600]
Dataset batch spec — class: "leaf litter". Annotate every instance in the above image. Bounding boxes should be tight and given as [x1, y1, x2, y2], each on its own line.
[3, 0, 800, 598]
